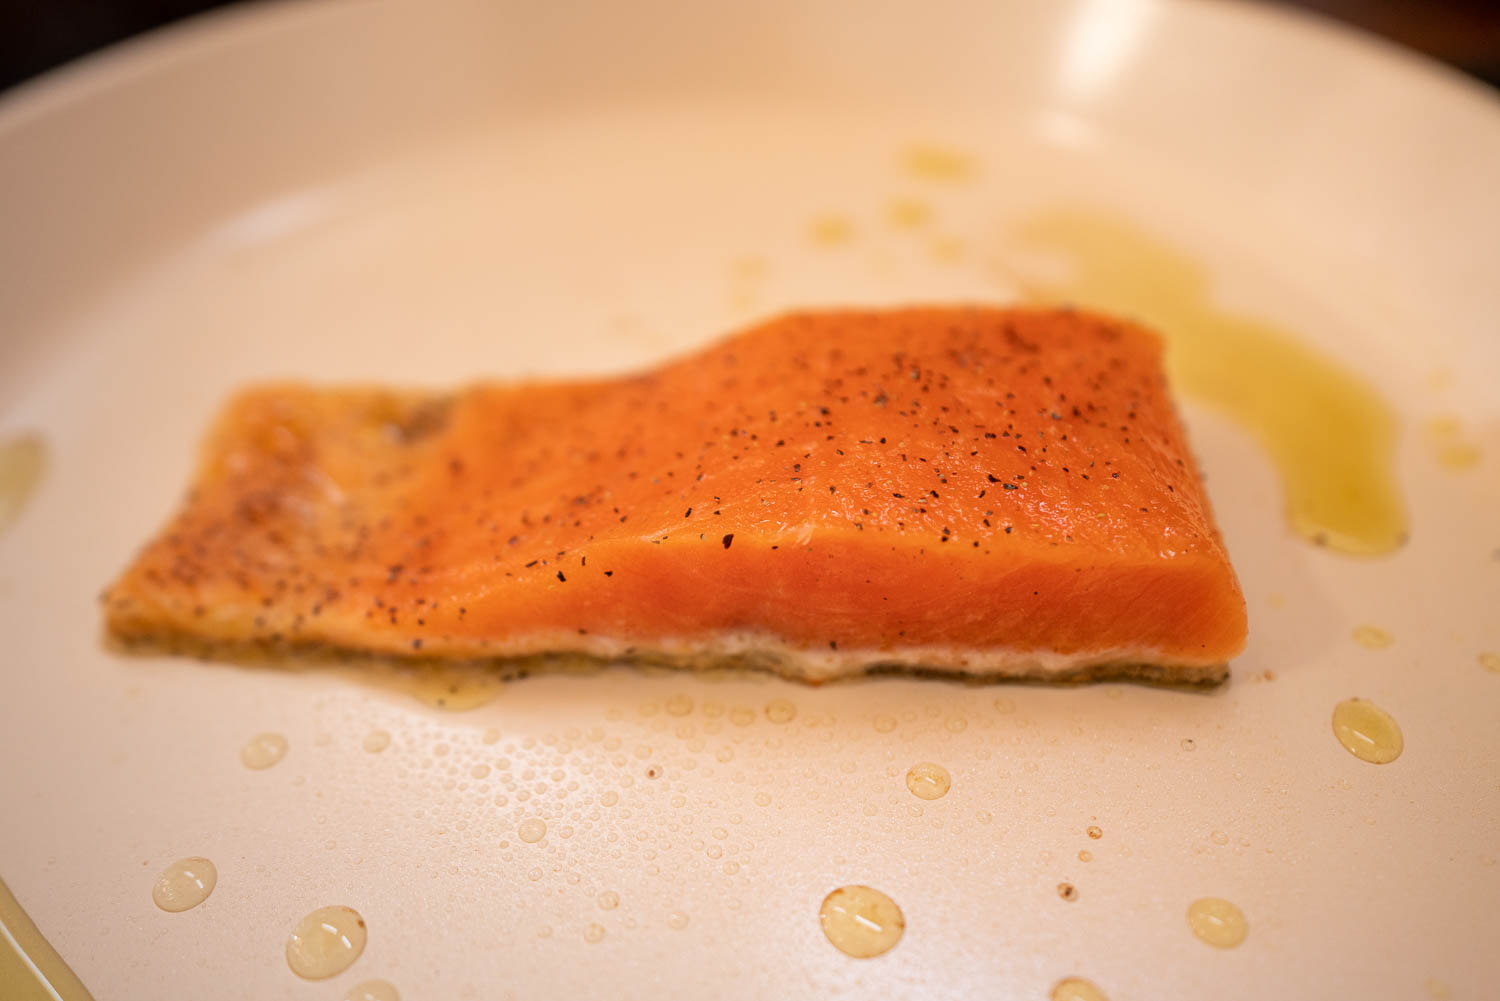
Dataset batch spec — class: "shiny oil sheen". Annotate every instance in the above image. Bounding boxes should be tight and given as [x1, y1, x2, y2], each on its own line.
[1015, 209, 1407, 555]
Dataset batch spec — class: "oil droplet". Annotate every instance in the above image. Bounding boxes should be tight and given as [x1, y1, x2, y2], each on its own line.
[1425, 977, 1453, 1000]
[667, 911, 689, 930]
[518, 818, 547, 843]
[0, 433, 46, 535]
[886, 198, 931, 229]
[764, 699, 797, 724]
[904, 762, 952, 800]
[344, 980, 400, 1001]
[901, 144, 976, 182]
[240, 732, 288, 770]
[1015, 209, 1406, 554]
[285, 905, 367, 979]
[1052, 977, 1109, 1001]
[872, 714, 897, 733]
[993, 697, 1016, 714]
[1424, 417, 1483, 470]
[1477, 651, 1499, 673]
[362, 730, 390, 753]
[818, 885, 904, 958]
[754, 791, 771, 807]
[600, 791, 619, 807]
[152, 857, 217, 912]
[597, 891, 620, 911]
[1210, 830, 1229, 845]
[1352, 625, 1394, 649]
[729, 706, 756, 726]
[665, 694, 694, 716]
[1332, 698, 1403, 764]
[1086, 825, 1103, 839]
[1187, 897, 1248, 948]
[583, 922, 606, 944]
[1077, 850, 1093, 862]
[1057, 882, 1078, 901]
[1436, 442, 1482, 469]
[930, 236, 965, 264]
[808, 215, 855, 247]
[340, 661, 504, 711]
[943, 716, 967, 733]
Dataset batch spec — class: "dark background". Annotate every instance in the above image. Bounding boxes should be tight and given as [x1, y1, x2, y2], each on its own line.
[1, 0, 1498, 95]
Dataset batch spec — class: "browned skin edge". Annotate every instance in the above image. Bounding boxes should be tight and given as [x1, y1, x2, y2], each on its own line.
[105, 629, 1228, 690]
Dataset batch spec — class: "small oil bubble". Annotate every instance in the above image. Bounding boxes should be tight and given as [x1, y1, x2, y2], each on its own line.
[872, 714, 897, 733]
[1052, 977, 1108, 1001]
[904, 762, 952, 800]
[1057, 883, 1078, 902]
[1086, 825, 1102, 840]
[583, 922, 606, 944]
[901, 144, 976, 182]
[598, 891, 620, 910]
[600, 791, 619, 807]
[818, 885, 904, 958]
[929, 236, 966, 263]
[285, 905, 367, 979]
[993, 697, 1016, 714]
[665, 694, 694, 717]
[765, 699, 797, 724]
[1187, 897, 1248, 948]
[1077, 850, 1093, 862]
[361, 730, 390, 753]
[518, 818, 547, 843]
[667, 911, 689, 930]
[886, 197, 931, 229]
[344, 980, 400, 1001]
[1479, 651, 1500, 673]
[729, 706, 755, 726]
[1331, 698, 1403, 764]
[754, 792, 771, 807]
[1352, 625, 1394, 649]
[1210, 830, 1229, 845]
[808, 215, 855, 246]
[0, 433, 46, 535]
[240, 732, 288, 770]
[152, 857, 217, 912]
[944, 717, 967, 733]
[1180, 738, 1196, 751]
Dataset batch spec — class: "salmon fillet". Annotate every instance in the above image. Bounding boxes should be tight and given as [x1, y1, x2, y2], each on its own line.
[104, 307, 1248, 684]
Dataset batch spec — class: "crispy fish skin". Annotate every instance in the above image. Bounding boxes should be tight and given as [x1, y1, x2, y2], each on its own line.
[104, 307, 1248, 683]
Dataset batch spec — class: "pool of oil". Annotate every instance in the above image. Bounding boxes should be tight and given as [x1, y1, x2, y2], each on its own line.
[1013, 209, 1408, 556]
